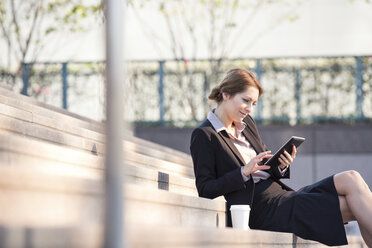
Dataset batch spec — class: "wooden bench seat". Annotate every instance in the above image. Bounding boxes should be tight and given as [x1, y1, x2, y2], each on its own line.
[0, 166, 225, 228]
[0, 131, 197, 196]
[0, 224, 365, 248]
[0, 96, 193, 170]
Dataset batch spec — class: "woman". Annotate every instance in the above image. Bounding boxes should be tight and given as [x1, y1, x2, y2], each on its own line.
[190, 68, 372, 246]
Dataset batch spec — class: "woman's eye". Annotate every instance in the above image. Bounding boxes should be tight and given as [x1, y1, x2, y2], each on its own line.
[243, 98, 256, 106]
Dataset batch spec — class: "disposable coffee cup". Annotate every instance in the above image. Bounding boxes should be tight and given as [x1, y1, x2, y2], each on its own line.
[230, 205, 250, 230]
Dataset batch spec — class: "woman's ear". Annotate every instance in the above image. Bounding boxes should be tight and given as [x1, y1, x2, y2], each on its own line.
[222, 92, 230, 101]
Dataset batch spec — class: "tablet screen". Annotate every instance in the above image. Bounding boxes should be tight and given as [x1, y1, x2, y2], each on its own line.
[264, 136, 305, 167]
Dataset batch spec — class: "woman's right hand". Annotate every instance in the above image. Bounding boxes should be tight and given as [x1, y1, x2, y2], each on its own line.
[242, 151, 273, 177]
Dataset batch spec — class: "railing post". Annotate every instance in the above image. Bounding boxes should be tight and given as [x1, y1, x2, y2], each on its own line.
[255, 59, 263, 123]
[158, 60, 165, 124]
[355, 56, 364, 121]
[21, 62, 29, 96]
[62, 62, 68, 110]
[295, 69, 302, 123]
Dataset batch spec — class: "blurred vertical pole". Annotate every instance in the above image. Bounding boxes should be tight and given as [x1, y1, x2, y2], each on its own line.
[203, 71, 208, 117]
[355, 56, 364, 121]
[104, 0, 125, 247]
[62, 62, 68, 110]
[295, 69, 302, 124]
[21, 62, 29, 96]
[255, 59, 263, 123]
[158, 61, 165, 124]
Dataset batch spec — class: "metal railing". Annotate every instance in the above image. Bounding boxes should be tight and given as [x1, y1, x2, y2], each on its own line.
[1, 56, 371, 125]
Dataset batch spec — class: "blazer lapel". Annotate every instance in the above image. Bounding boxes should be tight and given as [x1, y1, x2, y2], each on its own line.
[242, 127, 265, 154]
[218, 130, 246, 167]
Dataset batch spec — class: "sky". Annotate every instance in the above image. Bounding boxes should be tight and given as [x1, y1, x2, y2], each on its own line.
[1, 0, 372, 66]
[126, 0, 372, 59]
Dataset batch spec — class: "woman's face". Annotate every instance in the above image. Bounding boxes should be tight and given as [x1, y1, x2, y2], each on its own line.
[222, 86, 259, 123]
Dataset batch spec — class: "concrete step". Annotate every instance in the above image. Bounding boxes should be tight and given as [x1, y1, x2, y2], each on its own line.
[0, 115, 194, 178]
[0, 87, 104, 132]
[124, 133, 192, 167]
[0, 88, 191, 160]
[0, 225, 366, 248]
[0, 94, 193, 168]
[0, 83, 12, 91]
[0, 166, 225, 228]
[0, 131, 197, 195]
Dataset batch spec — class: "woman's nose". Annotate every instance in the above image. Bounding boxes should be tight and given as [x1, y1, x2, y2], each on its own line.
[245, 104, 252, 113]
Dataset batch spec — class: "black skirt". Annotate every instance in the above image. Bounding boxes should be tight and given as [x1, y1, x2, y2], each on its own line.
[249, 175, 348, 246]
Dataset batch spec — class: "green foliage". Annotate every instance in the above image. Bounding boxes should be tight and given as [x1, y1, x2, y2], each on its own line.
[285, 13, 299, 22]
[45, 27, 57, 35]
[349, 0, 371, 3]
[0, 0, 102, 71]
[0, 2, 5, 16]
[46, 0, 102, 32]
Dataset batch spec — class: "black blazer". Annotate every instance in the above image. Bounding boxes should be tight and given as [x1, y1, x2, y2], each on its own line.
[190, 115, 293, 226]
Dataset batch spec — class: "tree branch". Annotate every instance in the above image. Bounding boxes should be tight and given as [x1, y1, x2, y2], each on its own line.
[226, 1, 264, 56]
[208, 1, 216, 60]
[10, 0, 25, 57]
[235, 4, 296, 56]
[217, 0, 238, 59]
[22, 0, 41, 62]
[0, 8, 18, 67]
[172, 3, 187, 59]
[180, 0, 198, 60]
[0, 10, 11, 48]
[162, 2, 180, 60]
[131, 5, 165, 58]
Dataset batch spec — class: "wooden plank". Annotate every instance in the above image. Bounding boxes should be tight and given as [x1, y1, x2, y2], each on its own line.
[0, 103, 32, 122]
[0, 103, 193, 167]
[0, 131, 196, 194]
[0, 88, 104, 132]
[0, 130, 193, 178]
[0, 92, 193, 166]
[0, 167, 225, 228]
[0, 225, 366, 248]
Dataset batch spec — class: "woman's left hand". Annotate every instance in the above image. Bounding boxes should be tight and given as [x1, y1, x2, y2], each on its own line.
[278, 144, 297, 170]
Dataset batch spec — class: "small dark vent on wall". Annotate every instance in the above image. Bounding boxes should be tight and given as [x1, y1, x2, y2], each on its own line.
[158, 172, 169, 191]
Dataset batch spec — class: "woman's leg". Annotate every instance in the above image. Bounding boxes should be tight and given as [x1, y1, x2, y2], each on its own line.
[358, 223, 372, 247]
[339, 195, 372, 246]
[338, 196, 354, 222]
[334, 170, 372, 246]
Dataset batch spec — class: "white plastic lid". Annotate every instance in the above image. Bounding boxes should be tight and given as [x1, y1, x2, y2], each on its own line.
[230, 205, 251, 211]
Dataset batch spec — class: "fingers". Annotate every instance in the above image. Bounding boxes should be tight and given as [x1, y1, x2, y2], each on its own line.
[257, 165, 270, 171]
[278, 157, 288, 169]
[291, 144, 297, 158]
[258, 151, 271, 158]
[255, 152, 272, 171]
[279, 150, 293, 169]
[279, 146, 297, 169]
[279, 154, 291, 165]
[283, 149, 294, 162]
[256, 151, 272, 160]
[246, 151, 272, 174]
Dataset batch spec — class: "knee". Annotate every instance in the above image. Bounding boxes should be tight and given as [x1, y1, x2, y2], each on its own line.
[344, 170, 362, 181]
[343, 170, 367, 192]
[335, 170, 367, 195]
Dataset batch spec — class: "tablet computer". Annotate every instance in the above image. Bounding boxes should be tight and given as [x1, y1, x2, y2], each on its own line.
[264, 136, 305, 167]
